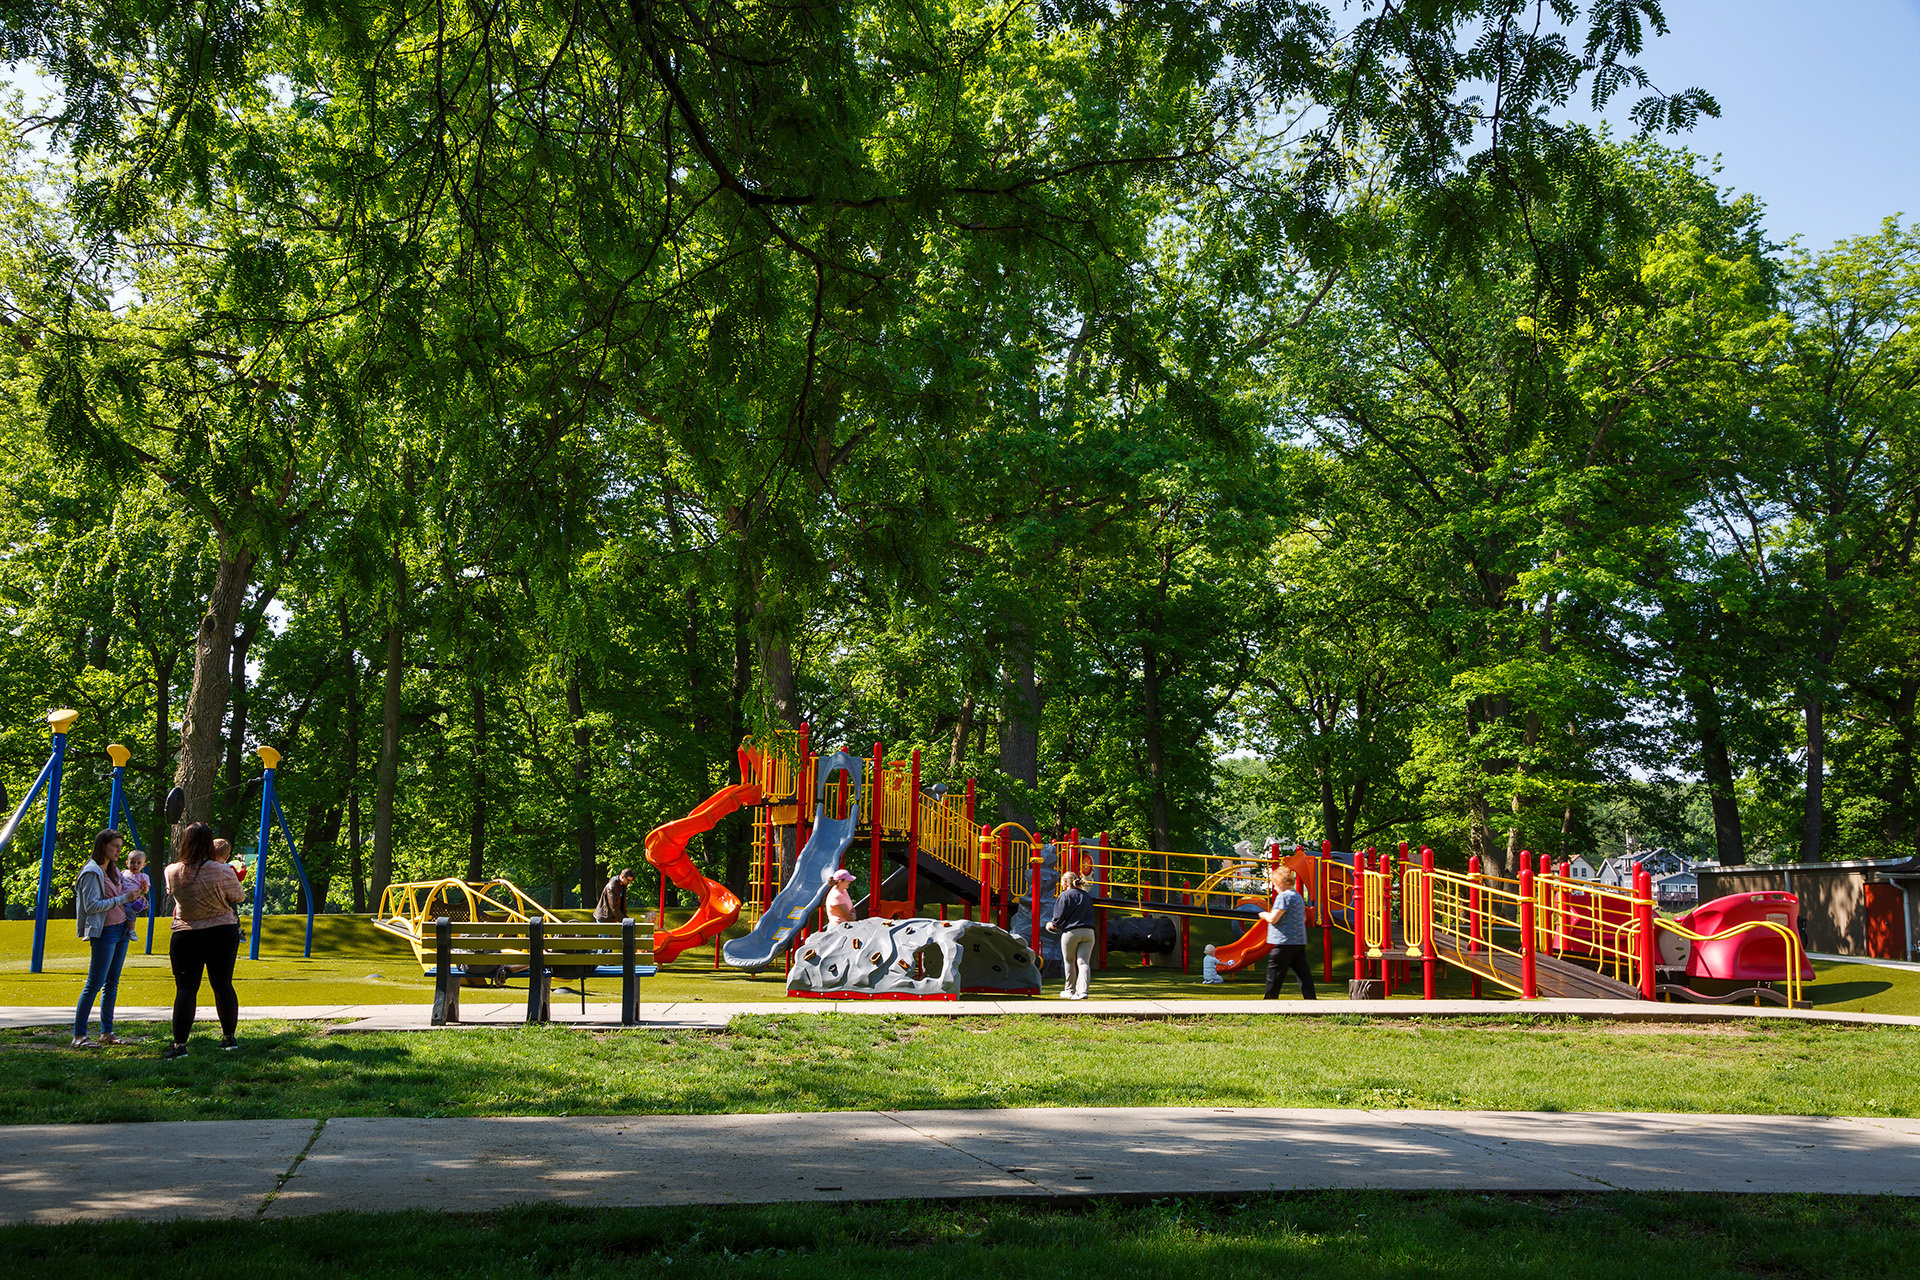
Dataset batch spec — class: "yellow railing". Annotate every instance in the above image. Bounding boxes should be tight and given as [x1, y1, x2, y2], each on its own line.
[372, 877, 562, 941]
[1422, 868, 1534, 994]
[1655, 917, 1806, 1008]
[1361, 867, 1391, 957]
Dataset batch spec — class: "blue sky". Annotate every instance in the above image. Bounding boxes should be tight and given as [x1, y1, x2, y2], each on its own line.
[4, 3, 1915, 251]
[1572, 0, 1920, 250]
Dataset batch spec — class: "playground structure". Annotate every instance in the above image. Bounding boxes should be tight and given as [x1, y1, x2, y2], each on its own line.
[728, 728, 1815, 1006]
[1, 711, 315, 970]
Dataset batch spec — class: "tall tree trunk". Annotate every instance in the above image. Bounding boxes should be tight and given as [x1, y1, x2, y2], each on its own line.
[998, 626, 1041, 830]
[568, 671, 600, 902]
[151, 649, 174, 868]
[372, 557, 407, 905]
[220, 616, 259, 839]
[466, 679, 487, 882]
[758, 630, 798, 728]
[1318, 764, 1339, 850]
[174, 546, 255, 829]
[1688, 680, 1746, 864]
[1466, 695, 1511, 881]
[1802, 695, 1825, 862]
[345, 648, 366, 912]
[1141, 597, 1172, 904]
[725, 607, 753, 897]
[299, 801, 342, 910]
[949, 693, 975, 776]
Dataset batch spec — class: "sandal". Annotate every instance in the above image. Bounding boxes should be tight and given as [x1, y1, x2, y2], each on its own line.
[98, 1032, 127, 1045]
[71, 1036, 99, 1049]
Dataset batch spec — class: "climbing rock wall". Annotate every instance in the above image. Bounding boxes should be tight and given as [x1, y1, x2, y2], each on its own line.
[787, 918, 1043, 997]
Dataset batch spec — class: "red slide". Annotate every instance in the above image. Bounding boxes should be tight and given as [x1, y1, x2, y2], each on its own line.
[1213, 901, 1274, 975]
[645, 773, 763, 964]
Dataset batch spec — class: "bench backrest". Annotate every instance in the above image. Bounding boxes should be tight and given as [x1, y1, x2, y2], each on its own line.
[423, 918, 655, 968]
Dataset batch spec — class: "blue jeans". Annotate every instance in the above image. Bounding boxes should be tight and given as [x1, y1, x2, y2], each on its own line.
[75, 923, 133, 1039]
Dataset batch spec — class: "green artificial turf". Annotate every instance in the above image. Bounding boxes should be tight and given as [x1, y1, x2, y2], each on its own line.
[2, 1013, 1916, 1126]
[6, 1192, 1919, 1280]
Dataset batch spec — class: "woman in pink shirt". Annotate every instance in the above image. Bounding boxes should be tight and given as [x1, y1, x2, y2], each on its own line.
[824, 869, 857, 924]
[163, 823, 246, 1058]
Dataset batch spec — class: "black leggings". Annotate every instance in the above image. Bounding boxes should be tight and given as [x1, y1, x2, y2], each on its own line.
[170, 923, 241, 1042]
[1264, 944, 1317, 1000]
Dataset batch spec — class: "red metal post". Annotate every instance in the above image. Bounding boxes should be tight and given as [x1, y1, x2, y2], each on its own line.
[1351, 850, 1365, 982]
[658, 857, 669, 936]
[796, 721, 812, 856]
[868, 741, 884, 917]
[1554, 857, 1571, 955]
[978, 825, 992, 922]
[1421, 845, 1436, 1000]
[761, 803, 775, 917]
[1383, 851, 1395, 994]
[907, 749, 922, 918]
[1635, 863, 1657, 1001]
[1096, 832, 1109, 969]
[1467, 853, 1483, 998]
[998, 828, 1012, 930]
[1519, 865, 1538, 999]
[1320, 848, 1334, 982]
[1030, 853, 1043, 953]
[964, 777, 975, 825]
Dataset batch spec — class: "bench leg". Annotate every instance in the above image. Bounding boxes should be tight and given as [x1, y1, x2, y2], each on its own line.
[525, 971, 551, 1024]
[621, 919, 639, 1026]
[433, 973, 462, 1025]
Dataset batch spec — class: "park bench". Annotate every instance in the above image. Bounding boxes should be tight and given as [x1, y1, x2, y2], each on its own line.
[423, 917, 655, 1025]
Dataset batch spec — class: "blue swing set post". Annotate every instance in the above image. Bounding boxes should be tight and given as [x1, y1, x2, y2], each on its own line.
[104, 744, 159, 954]
[7, 710, 80, 975]
[249, 746, 316, 960]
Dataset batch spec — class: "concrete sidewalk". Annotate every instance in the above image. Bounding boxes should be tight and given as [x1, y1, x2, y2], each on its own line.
[3, 1106, 1916, 1223]
[7, 997, 1920, 1031]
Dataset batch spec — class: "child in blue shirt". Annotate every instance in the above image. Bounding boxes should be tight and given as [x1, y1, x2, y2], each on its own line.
[1201, 944, 1223, 984]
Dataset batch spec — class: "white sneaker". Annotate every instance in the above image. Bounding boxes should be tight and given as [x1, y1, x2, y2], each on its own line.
[1058, 991, 1075, 999]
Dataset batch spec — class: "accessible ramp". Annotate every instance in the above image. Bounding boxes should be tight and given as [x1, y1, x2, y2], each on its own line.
[723, 751, 863, 971]
[645, 770, 762, 965]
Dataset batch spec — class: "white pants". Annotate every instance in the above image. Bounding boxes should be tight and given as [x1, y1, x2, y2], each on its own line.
[1059, 927, 1096, 997]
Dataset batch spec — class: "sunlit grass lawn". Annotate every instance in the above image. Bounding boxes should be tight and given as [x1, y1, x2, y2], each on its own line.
[7, 1191, 1919, 1280]
[7, 916, 1918, 1013]
[3, 1011, 1916, 1126]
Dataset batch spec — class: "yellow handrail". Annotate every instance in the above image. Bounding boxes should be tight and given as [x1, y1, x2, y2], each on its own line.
[1361, 868, 1389, 958]
[1653, 917, 1806, 1007]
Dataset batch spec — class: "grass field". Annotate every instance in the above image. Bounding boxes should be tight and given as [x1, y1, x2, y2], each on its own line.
[3, 1011, 1916, 1126]
[6, 1191, 1918, 1280]
[7, 915, 1918, 1013]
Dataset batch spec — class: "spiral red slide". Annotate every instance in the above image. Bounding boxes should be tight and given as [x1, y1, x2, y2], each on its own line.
[645, 776, 763, 964]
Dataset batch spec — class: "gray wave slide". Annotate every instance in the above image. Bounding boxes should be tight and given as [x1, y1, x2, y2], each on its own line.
[723, 751, 863, 970]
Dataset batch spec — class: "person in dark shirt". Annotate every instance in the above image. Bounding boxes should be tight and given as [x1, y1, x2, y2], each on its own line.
[1045, 870, 1098, 1000]
[595, 868, 635, 922]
